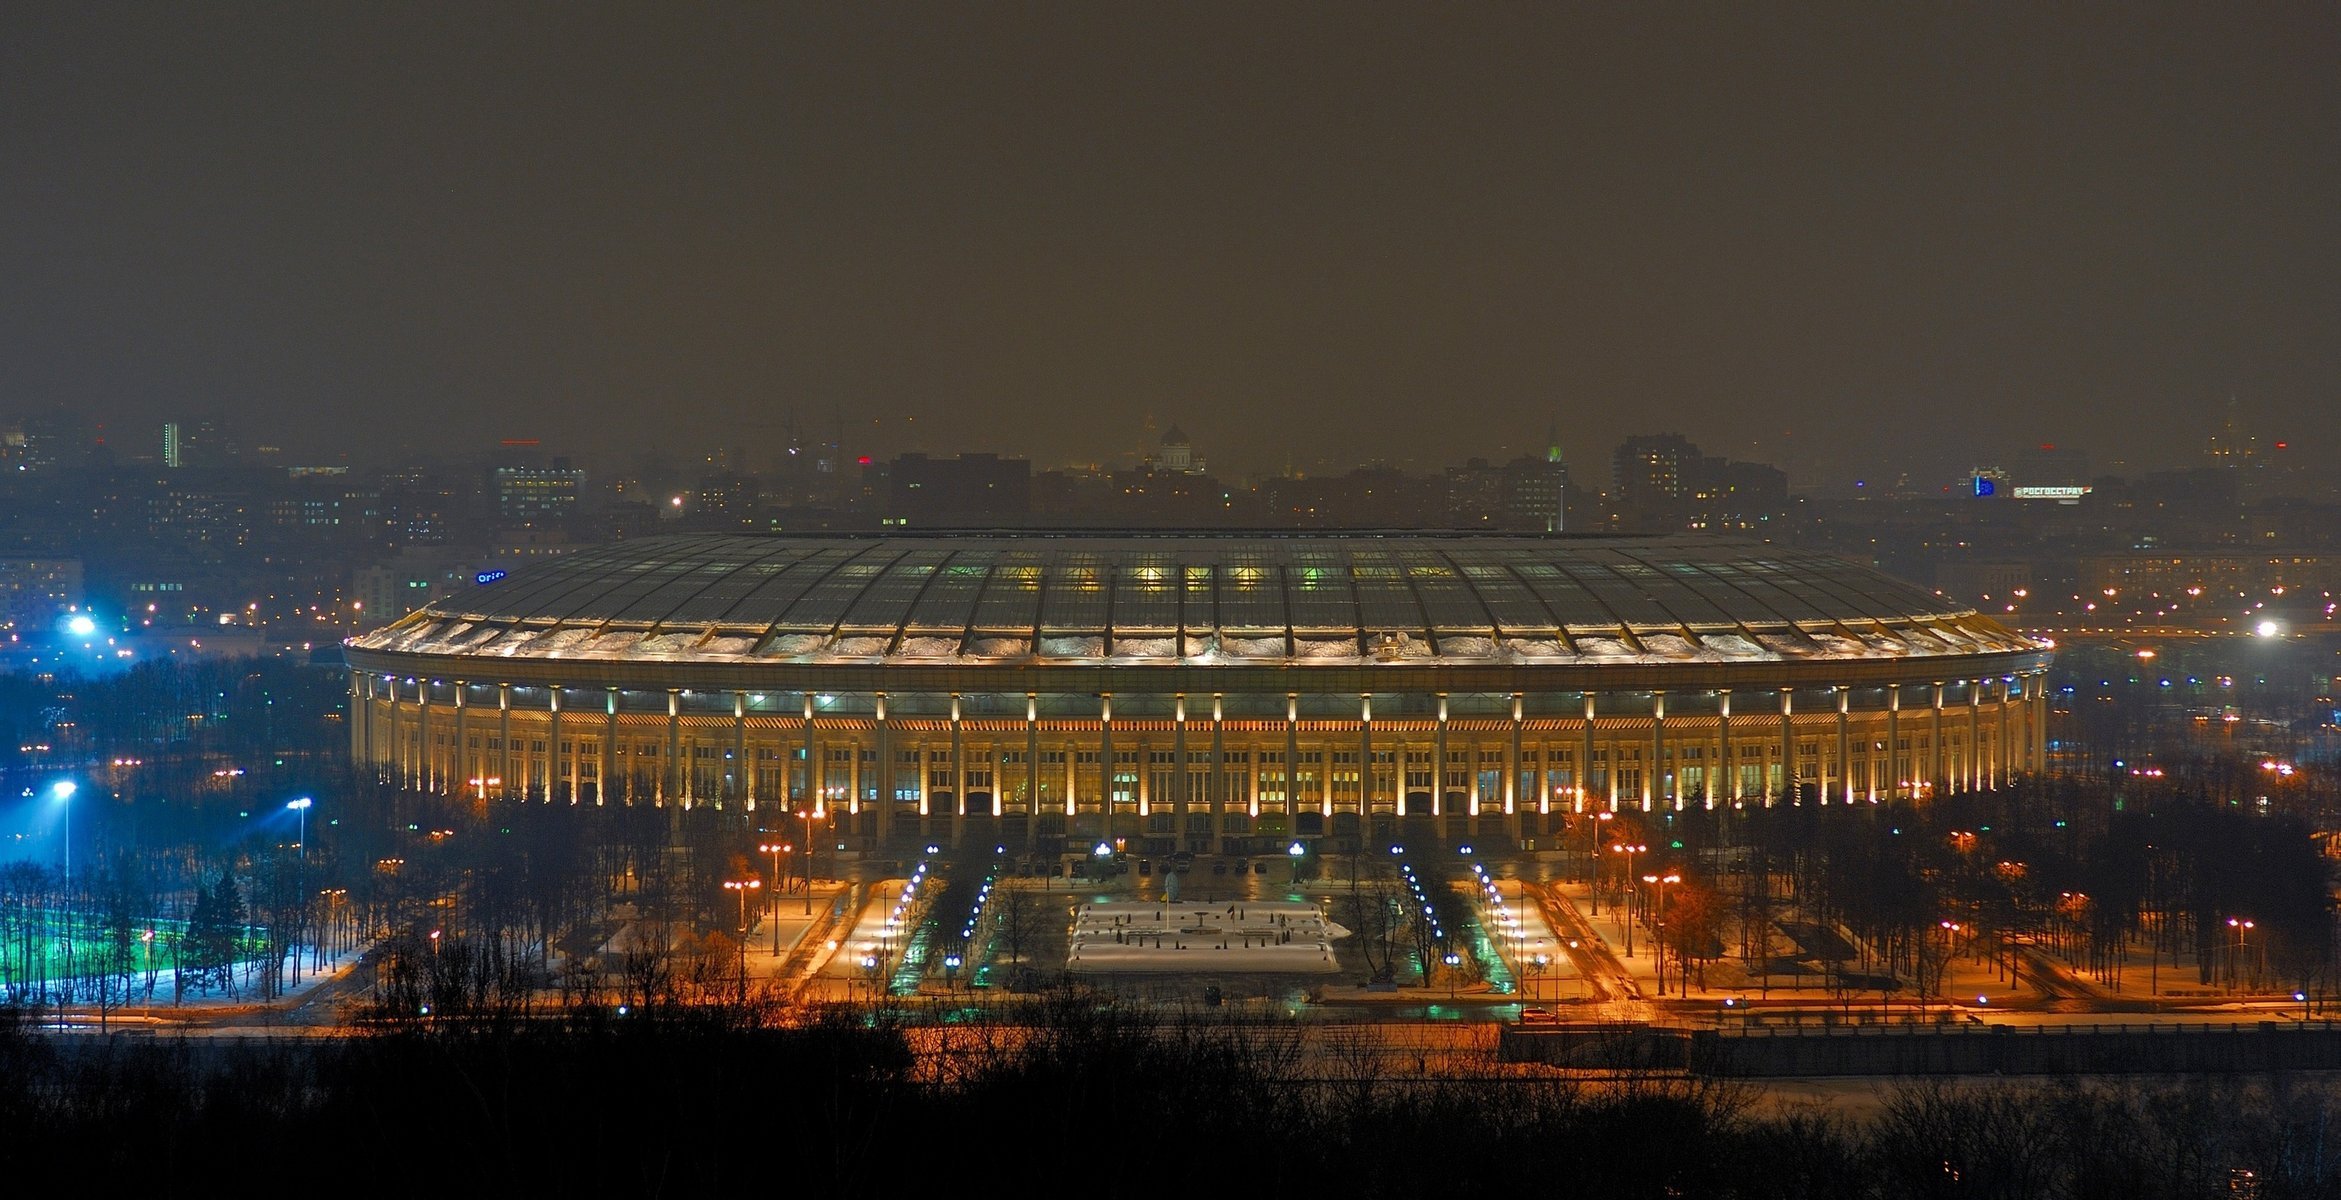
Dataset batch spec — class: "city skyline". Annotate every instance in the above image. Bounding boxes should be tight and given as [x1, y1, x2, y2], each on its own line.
[5, 6, 2335, 478]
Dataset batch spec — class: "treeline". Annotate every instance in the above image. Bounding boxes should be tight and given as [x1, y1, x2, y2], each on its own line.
[8, 999, 2341, 1198]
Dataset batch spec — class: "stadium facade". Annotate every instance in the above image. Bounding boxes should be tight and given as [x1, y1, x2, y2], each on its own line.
[343, 533, 2053, 852]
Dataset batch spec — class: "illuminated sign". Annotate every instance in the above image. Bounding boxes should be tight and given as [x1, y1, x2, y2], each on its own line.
[1971, 476, 1996, 497]
[2009, 485, 2092, 501]
[475, 570, 509, 585]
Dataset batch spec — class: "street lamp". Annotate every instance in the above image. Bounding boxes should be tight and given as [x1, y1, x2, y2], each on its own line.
[286, 797, 313, 859]
[1586, 810, 1614, 906]
[1443, 951, 1463, 999]
[1609, 842, 1646, 956]
[1937, 920, 1964, 999]
[49, 781, 76, 887]
[760, 841, 802, 922]
[1642, 872, 1680, 995]
[724, 878, 763, 1004]
[2227, 917, 2256, 991]
[1288, 840, 1307, 884]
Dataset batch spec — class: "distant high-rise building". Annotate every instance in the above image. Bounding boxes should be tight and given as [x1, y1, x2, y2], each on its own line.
[1613, 434, 1784, 533]
[159, 417, 234, 468]
[492, 458, 584, 526]
[0, 557, 82, 633]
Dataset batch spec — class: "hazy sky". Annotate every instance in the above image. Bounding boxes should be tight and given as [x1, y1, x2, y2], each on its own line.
[3, 4, 2334, 482]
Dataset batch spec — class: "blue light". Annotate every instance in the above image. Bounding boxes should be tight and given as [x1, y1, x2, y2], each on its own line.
[66, 614, 97, 637]
[475, 569, 508, 585]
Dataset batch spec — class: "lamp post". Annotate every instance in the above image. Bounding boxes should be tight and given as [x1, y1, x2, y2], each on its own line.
[1642, 872, 1680, 995]
[2227, 917, 2255, 991]
[1609, 842, 1646, 956]
[760, 841, 799, 926]
[1443, 951, 1462, 999]
[286, 797, 312, 860]
[50, 781, 76, 889]
[1936, 920, 1964, 1000]
[1586, 810, 1614, 909]
[724, 879, 762, 1004]
[1288, 840, 1306, 885]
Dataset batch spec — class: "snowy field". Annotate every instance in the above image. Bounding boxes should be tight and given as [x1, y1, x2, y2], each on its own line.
[1067, 900, 1344, 975]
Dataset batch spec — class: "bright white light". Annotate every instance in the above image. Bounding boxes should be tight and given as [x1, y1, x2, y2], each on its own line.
[66, 615, 97, 637]
[286, 797, 313, 811]
[50, 781, 76, 800]
[2256, 619, 2282, 638]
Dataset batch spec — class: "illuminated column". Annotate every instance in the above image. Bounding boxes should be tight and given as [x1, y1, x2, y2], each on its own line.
[1101, 694, 1116, 842]
[1026, 693, 1041, 847]
[1284, 694, 1300, 825]
[1135, 731, 1151, 823]
[1433, 694, 1449, 821]
[1506, 693, 1523, 840]
[2032, 675, 2048, 772]
[847, 725, 863, 821]
[416, 683, 434, 793]
[1359, 694, 1374, 823]
[874, 692, 892, 843]
[547, 687, 563, 803]
[2002, 678, 2018, 785]
[603, 689, 619, 806]
[1931, 683, 1947, 796]
[450, 682, 468, 797]
[1779, 690, 1796, 804]
[1209, 694, 1226, 842]
[1886, 688, 1901, 800]
[497, 684, 513, 802]
[730, 692, 748, 810]
[950, 693, 966, 845]
[1174, 695, 1191, 840]
[1967, 681, 1983, 792]
[1716, 689, 1732, 805]
[1580, 694, 1596, 813]
[1647, 692, 1664, 812]
[1834, 688, 1851, 806]
[1064, 730, 1078, 822]
[805, 692, 824, 814]
[664, 689, 684, 806]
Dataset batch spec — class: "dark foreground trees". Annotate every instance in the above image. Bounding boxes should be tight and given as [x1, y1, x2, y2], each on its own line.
[6, 998, 2341, 1198]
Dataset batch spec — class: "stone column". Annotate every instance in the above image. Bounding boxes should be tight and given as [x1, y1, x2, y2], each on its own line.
[665, 690, 683, 806]
[1779, 690, 1796, 804]
[1507, 692, 1524, 839]
[1210, 694, 1226, 846]
[1100, 694, 1116, 843]
[1835, 688, 1851, 805]
[547, 687, 563, 803]
[1886, 688, 1901, 800]
[1580, 693, 1597, 813]
[874, 692, 892, 844]
[1433, 694, 1449, 821]
[1716, 689, 1732, 805]
[451, 682, 469, 798]
[603, 689, 619, 806]
[1968, 681, 1984, 792]
[1648, 691, 1665, 812]
[1931, 683, 1947, 796]
[950, 693, 967, 846]
[1284, 693, 1300, 826]
[493, 687, 512, 799]
[1026, 693, 1041, 848]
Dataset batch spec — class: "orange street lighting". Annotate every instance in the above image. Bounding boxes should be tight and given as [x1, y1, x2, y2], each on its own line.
[1609, 842, 1648, 955]
[723, 878, 763, 932]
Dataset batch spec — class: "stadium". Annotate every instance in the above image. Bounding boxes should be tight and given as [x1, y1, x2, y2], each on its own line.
[343, 532, 2053, 853]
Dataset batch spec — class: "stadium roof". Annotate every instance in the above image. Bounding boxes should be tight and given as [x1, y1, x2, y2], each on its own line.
[353, 533, 2037, 667]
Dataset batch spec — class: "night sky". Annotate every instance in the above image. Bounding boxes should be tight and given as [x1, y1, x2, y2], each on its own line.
[4, 5, 2334, 482]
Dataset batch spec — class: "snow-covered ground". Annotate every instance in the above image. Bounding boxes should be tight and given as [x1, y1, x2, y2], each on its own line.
[1068, 900, 1343, 975]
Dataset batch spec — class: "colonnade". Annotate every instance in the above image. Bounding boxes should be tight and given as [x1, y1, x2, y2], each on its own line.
[352, 670, 2054, 850]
